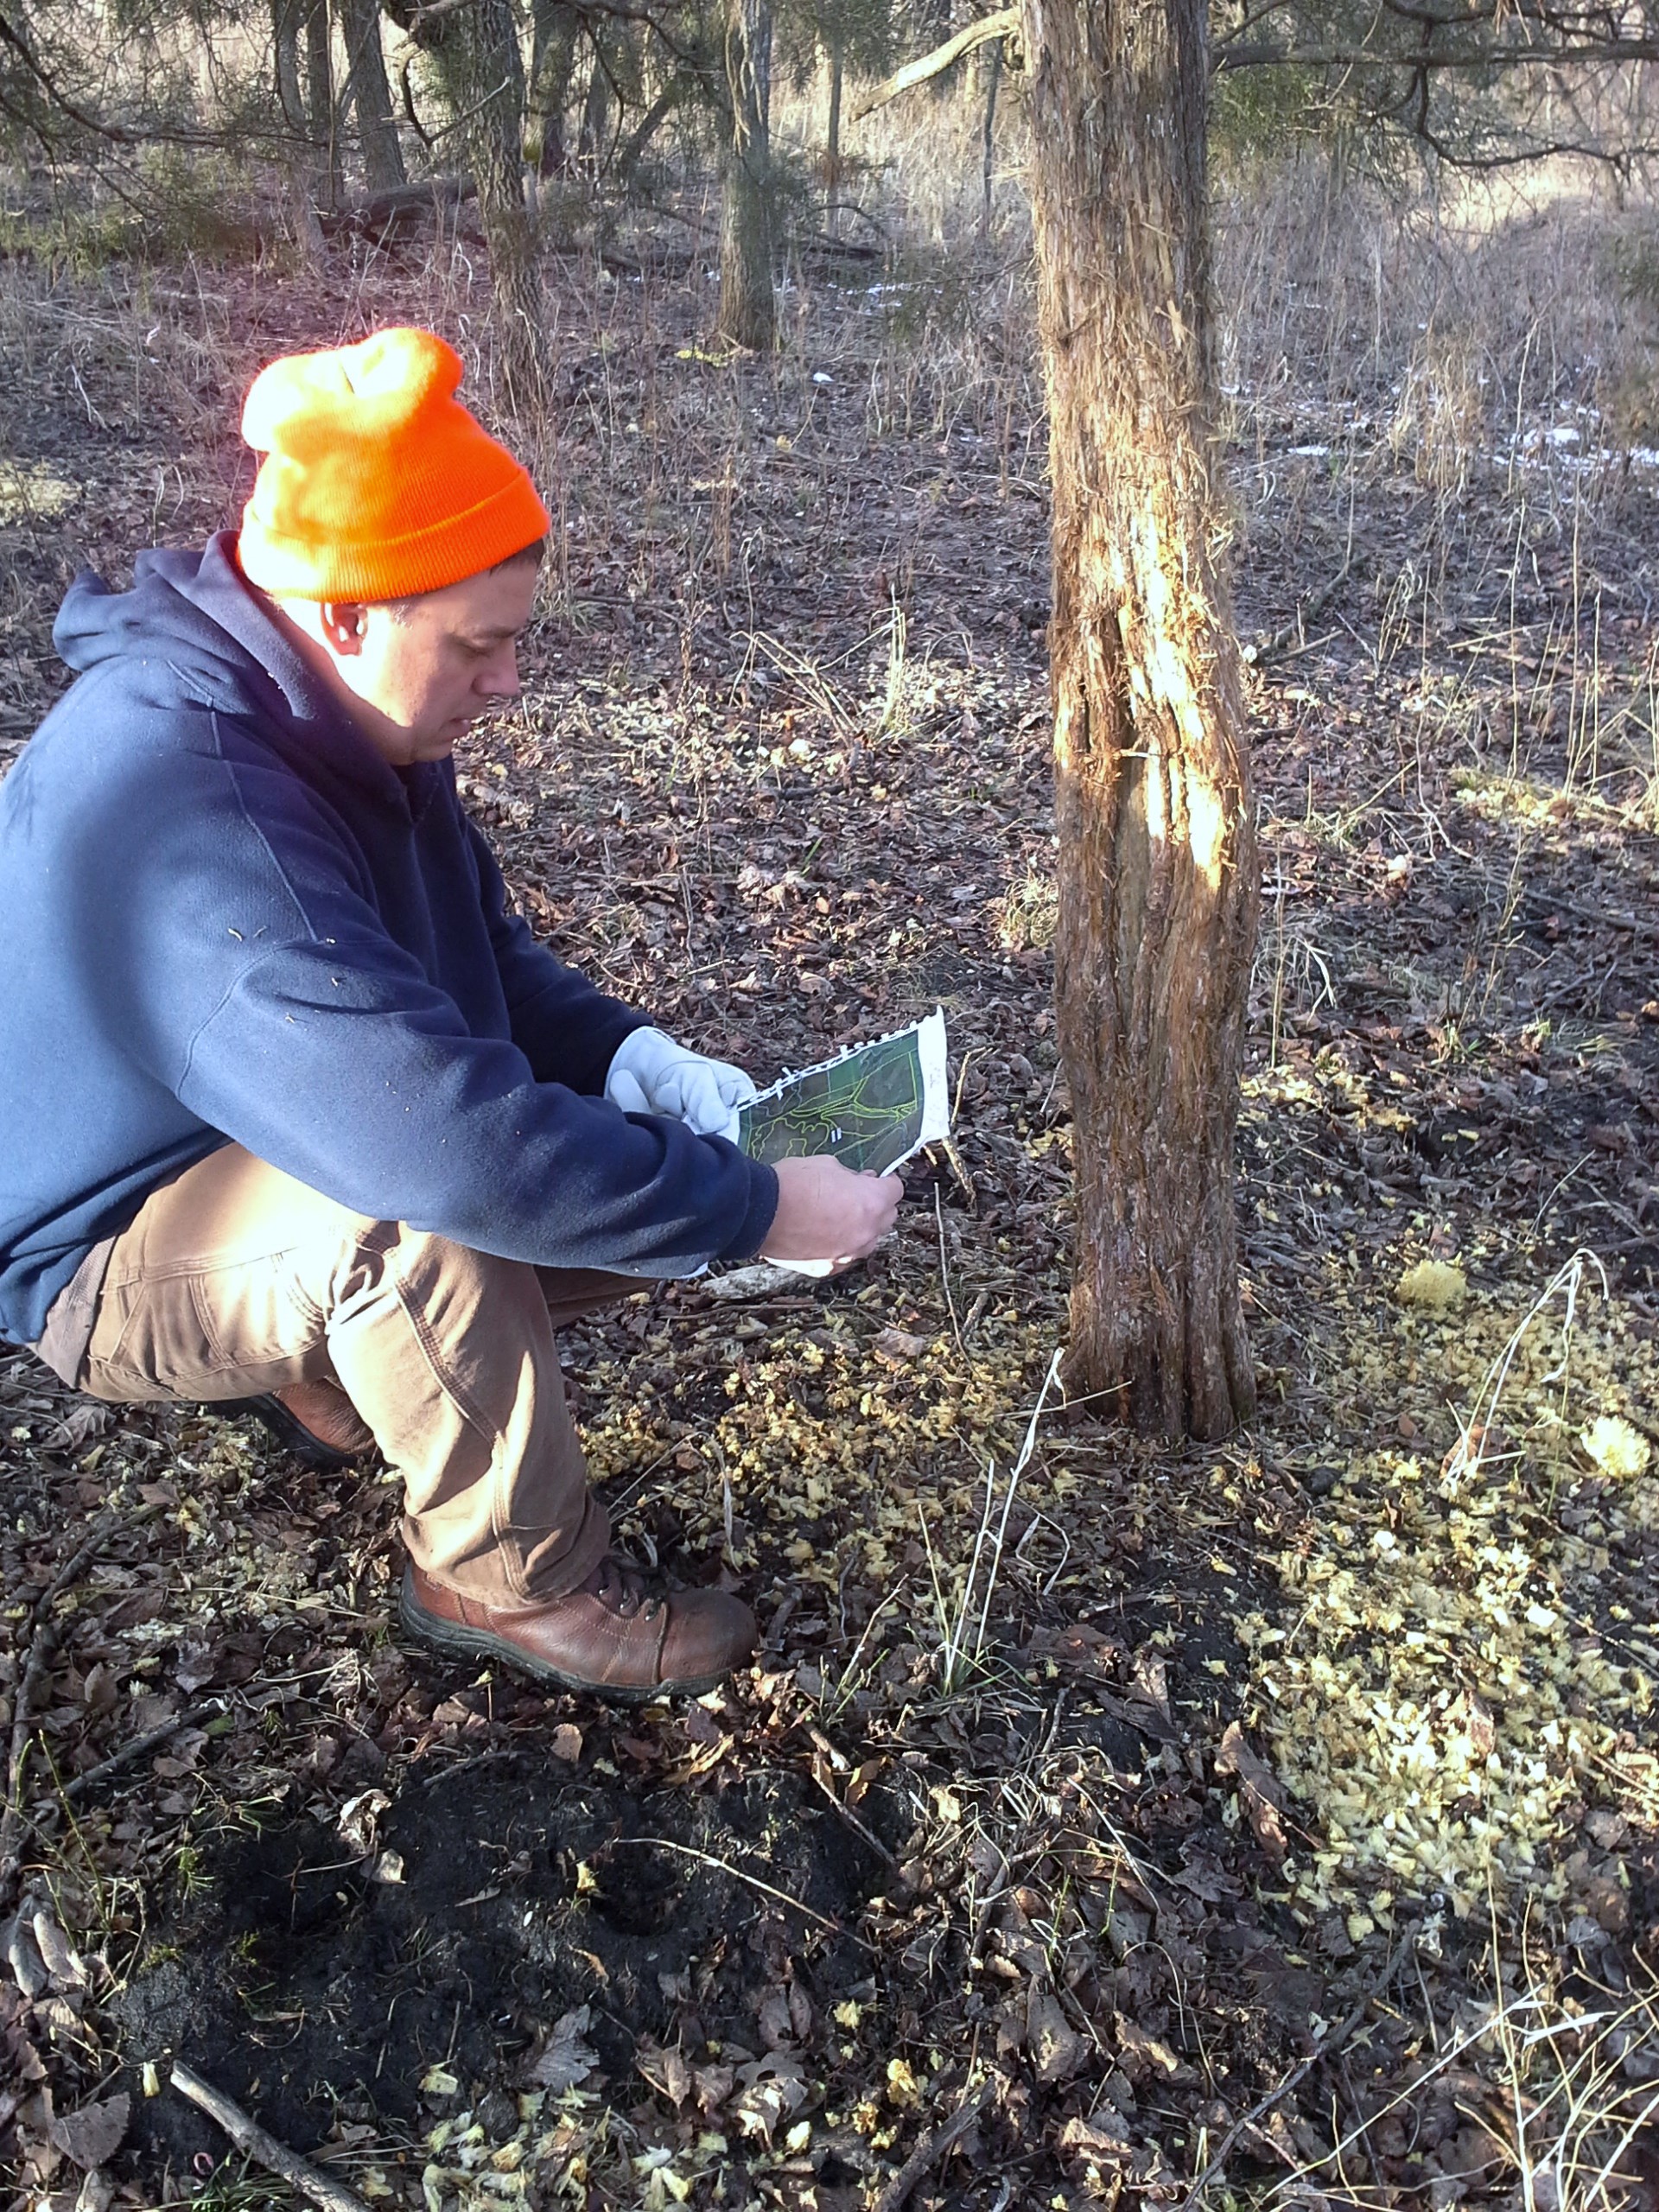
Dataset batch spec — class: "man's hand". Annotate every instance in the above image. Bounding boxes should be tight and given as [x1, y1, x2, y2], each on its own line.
[761, 1155, 904, 1272]
[605, 1027, 757, 1142]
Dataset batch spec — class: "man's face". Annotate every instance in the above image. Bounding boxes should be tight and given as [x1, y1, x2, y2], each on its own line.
[313, 557, 541, 767]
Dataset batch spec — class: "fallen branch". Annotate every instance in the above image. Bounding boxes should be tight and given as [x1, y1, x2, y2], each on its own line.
[1246, 551, 1356, 664]
[852, 10, 1019, 122]
[169, 2065, 372, 2212]
[317, 175, 474, 238]
[873, 2074, 995, 2212]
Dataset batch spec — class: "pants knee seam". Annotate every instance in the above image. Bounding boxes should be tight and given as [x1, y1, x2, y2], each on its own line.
[392, 1274, 534, 1605]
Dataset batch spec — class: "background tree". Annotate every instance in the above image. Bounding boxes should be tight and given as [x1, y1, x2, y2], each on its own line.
[716, 0, 774, 347]
[524, 0, 580, 179]
[385, 0, 546, 409]
[340, 0, 404, 193]
[1212, 0, 1659, 168]
[774, 0, 897, 232]
[1021, 0, 1259, 1440]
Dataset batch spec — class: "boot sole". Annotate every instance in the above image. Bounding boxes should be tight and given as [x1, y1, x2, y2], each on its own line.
[396, 1571, 728, 1705]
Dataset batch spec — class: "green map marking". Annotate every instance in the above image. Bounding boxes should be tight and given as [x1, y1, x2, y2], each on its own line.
[738, 1012, 949, 1178]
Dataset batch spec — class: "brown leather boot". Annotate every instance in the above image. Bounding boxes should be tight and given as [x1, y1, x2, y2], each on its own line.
[231, 1379, 375, 1470]
[398, 1558, 756, 1702]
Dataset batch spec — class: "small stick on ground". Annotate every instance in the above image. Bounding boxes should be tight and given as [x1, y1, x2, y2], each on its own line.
[169, 2064, 372, 2212]
[61, 1700, 225, 1803]
[0, 1510, 143, 1909]
[1174, 1934, 1415, 2212]
[873, 2074, 995, 2212]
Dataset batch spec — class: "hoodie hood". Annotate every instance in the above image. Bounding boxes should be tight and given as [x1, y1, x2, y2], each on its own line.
[52, 530, 395, 789]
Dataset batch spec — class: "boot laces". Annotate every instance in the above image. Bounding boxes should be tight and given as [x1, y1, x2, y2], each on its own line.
[594, 1557, 664, 1622]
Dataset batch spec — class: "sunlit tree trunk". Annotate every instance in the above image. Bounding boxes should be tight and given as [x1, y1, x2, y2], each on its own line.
[340, 0, 404, 193]
[717, 0, 773, 349]
[1022, 0, 1259, 1441]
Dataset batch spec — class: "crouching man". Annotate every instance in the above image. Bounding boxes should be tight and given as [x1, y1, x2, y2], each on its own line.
[0, 327, 900, 1700]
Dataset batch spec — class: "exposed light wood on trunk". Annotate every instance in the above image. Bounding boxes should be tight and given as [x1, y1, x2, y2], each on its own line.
[1022, 0, 1259, 1441]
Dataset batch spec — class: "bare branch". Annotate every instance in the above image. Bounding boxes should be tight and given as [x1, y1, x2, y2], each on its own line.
[851, 8, 1019, 124]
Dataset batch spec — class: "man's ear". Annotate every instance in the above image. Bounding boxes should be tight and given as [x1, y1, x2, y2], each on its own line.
[318, 601, 369, 659]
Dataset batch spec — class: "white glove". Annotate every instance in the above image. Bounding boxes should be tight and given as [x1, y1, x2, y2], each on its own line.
[604, 1027, 758, 1144]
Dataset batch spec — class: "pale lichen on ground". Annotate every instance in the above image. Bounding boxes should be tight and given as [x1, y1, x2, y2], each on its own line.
[1242, 1257, 1659, 1919]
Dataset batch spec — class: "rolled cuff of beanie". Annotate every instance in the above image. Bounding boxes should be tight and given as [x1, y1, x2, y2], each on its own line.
[237, 472, 550, 602]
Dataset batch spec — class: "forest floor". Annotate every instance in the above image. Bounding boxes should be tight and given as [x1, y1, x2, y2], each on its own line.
[2, 173, 1659, 2212]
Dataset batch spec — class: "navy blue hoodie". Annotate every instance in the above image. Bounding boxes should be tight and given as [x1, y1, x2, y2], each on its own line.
[0, 534, 777, 1346]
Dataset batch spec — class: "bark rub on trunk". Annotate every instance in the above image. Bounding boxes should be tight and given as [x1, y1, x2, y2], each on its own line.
[1023, 0, 1258, 1441]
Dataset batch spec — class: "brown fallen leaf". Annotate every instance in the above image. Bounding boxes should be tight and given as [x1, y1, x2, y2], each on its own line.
[527, 2005, 598, 2093]
[1024, 1623, 1126, 1679]
[48, 2092, 128, 2171]
[1215, 1721, 1289, 1861]
[1027, 1983, 1084, 2082]
[873, 1326, 931, 1366]
[1059, 2113, 1135, 2167]
[1116, 2016, 1181, 2075]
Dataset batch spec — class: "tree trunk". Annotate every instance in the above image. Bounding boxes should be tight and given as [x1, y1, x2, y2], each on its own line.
[615, 80, 678, 193]
[577, 41, 610, 171]
[525, 0, 579, 176]
[1022, 0, 1259, 1442]
[340, 0, 404, 192]
[824, 39, 842, 236]
[273, 0, 305, 132]
[716, 0, 773, 351]
[272, 0, 326, 254]
[391, 0, 546, 411]
[305, 0, 341, 210]
[978, 36, 1000, 239]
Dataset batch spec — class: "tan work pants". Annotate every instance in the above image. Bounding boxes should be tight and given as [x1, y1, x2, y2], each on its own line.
[79, 1143, 632, 1605]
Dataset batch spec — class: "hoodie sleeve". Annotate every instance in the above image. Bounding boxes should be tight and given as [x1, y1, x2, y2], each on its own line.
[177, 932, 778, 1273]
[464, 816, 650, 1092]
[76, 704, 778, 1274]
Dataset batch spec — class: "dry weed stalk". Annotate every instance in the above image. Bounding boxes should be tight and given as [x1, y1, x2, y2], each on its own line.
[918, 1348, 1063, 1694]
[1259, 1911, 1659, 2212]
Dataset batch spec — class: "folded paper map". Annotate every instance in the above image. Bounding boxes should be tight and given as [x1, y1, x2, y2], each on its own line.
[737, 1010, 950, 1177]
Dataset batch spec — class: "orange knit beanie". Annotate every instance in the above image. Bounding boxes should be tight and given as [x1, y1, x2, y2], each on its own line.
[236, 327, 550, 601]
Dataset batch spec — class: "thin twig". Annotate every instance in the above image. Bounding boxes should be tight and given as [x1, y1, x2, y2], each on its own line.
[1176, 1935, 1415, 2211]
[0, 1510, 139, 1908]
[169, 2064, 371, 2212]
[607, 1835, 866, 1943]
[1248, 551, 1357, 664]
[804, 1755, 901, 1873]
[933, 1185, 963, 1351]
[60, 1700, 226, 1803]
[873, 2074, 996, 2212]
